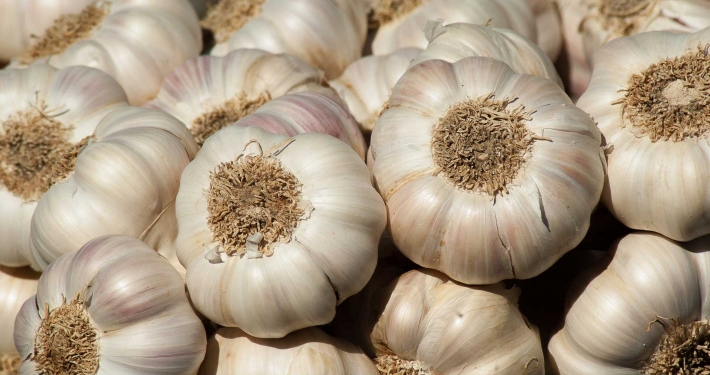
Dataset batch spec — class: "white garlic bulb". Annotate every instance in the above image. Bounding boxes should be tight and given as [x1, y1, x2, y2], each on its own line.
[14, 235, 206, 375]
[329, 48, 422, 133]
[200, 327, 379, 374]
[205, 0, 367, 79]
[0, 64, 129, 269]
[332, 268, 544, 374]
[549, 232, 710, 374]
[370, 57, 604, 284]
[176, 126, 386, 338]
[371, 0, 537, 55]
[577, 28, 710, 241]
[7, 0, 202, 105]
[0, 267, 39, 375]
[146, 48, 338, 147]
[526, 0, 563, 61]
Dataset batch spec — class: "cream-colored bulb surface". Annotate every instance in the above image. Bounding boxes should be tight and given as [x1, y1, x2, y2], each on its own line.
[0, 266, 39, 373]
[526, 0, 563, 61]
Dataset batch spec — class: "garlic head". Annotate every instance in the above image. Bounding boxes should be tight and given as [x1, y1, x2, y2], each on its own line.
[0, 267, 39, 375]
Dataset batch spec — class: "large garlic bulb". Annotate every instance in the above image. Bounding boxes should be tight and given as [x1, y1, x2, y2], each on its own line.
[549, 232, 710, 374]
[177, 126, 386, 338]
[0, 64, 128, 268]
[578, 28, 710, 241]
[200, 327, 379, 374]
[371, 0, 536, 55]
[146, 49, 337, 147]
[331, 268, 544, 374]
[6, 0, 201, 105]
[14, 235, 206, 375]
[370, 57, 604, 284]
[526, 0, 563, 61]
[205, 0, 367, 79]
[0, 267, 39, 375]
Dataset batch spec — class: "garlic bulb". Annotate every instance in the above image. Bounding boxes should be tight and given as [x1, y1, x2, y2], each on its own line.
[7, 0, 201, 105]
[411, 21, 562, 87]
[371, 0, 537, 55]
[205, 0, 367, 79]
[329, 48, 422, 133]
[14, 235, 206, 375]
[176, 126, 386, 338]
[0, 267, 39, 375]
[200, 327, 379, 374]
[370, 57, 604, 284]
[331, 268, 544, 374]
[146, 48, 338, 147]
[0, 64, 128, 268]
[577, 28, 710, 241]
[549, 232, 710, 374]
[526, 0, 562, 61]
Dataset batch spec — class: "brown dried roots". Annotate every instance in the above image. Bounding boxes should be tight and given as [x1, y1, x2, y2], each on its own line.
[19, 4, 108, 65]
[33, 296, 99, 375]
[0, 354, 20, 375]
[375, 355, 433, 375]
[373, 0, 424, 25]
[642, 320, 710, 374]
[202, 0, 266, 43]
[431, 94, 537, 196]
[192, 92, 271, 146]
[207, 142, 303, 256]
[615, 46, 710, 142]
[0, 102, 91, 201]
[590, 0, 658, 36]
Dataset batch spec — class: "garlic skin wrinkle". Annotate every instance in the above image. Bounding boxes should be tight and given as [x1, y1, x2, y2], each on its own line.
[176, 126, 386, 338]
[578, 28, 710, 241]
[7, 0, 202, 105]
[13, 235, 206, 375]
[549, 232, 710, 374]
[370, 57, 604, 284]
[0, 267, 39, 375]
[199, 327, 379, 374]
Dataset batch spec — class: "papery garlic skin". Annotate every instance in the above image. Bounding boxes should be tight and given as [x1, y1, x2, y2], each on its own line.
[329, 48, 422, 133]
[526, 0, 562, 61]
[370, 57, 604, 284]
[0, 64, 129, 269]
[411, 21, 562, 87]
[209, 0, 367, 79]
[332, 269, 544, 374]
[29, 106, 199, 271]
[14, 235, 206, 375]
[0, 267, 39, 365]
[199, 327, 379, 375]
[8, 0, 202, 105]
[372, 0, 536, 55]
[577, 28, 710, 241]
[549, 232, 710, 374]
[177, 126, 386, 338]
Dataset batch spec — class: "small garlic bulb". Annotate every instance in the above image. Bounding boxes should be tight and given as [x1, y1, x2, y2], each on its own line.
[549, 232, 710, 374]
[7, 0, 202, 105]
[331, 268, 544, 374]
[526, 0, 563, 61]
[370, 57, 604, 284]
[176, 126, 386, 338]
[205, 0, 367, 79]
[146, 48, 337, 147]
[371, 0, 537, 55]
[14, 235, 206, 375]
[200, 327, 379, 374]
[578, 28, 710, 241]
[0, 267, 39, 375]
[329, 48, 422, 133]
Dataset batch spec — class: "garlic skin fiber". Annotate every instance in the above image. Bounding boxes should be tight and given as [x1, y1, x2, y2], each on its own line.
[578, 28, 710, 241]
[370, 57, 604, 284]
[199, 327, 379, 374]
[13, 235, 206, 375]
[0, 267, 39, 374]
[177, 126, 386, 338]
[549, 232, 710, 374]
[8, 0, 202, 105]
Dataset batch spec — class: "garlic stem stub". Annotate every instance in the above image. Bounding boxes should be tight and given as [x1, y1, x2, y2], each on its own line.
[6, 0, 202, 105]
[176, 126, 386, 338]
[0, 266, 39, 375]
[370, 57, 604, 284]
[549, 232, 710, 374]
[13, 235, 206, 375]
[578, 27, 710, 241]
